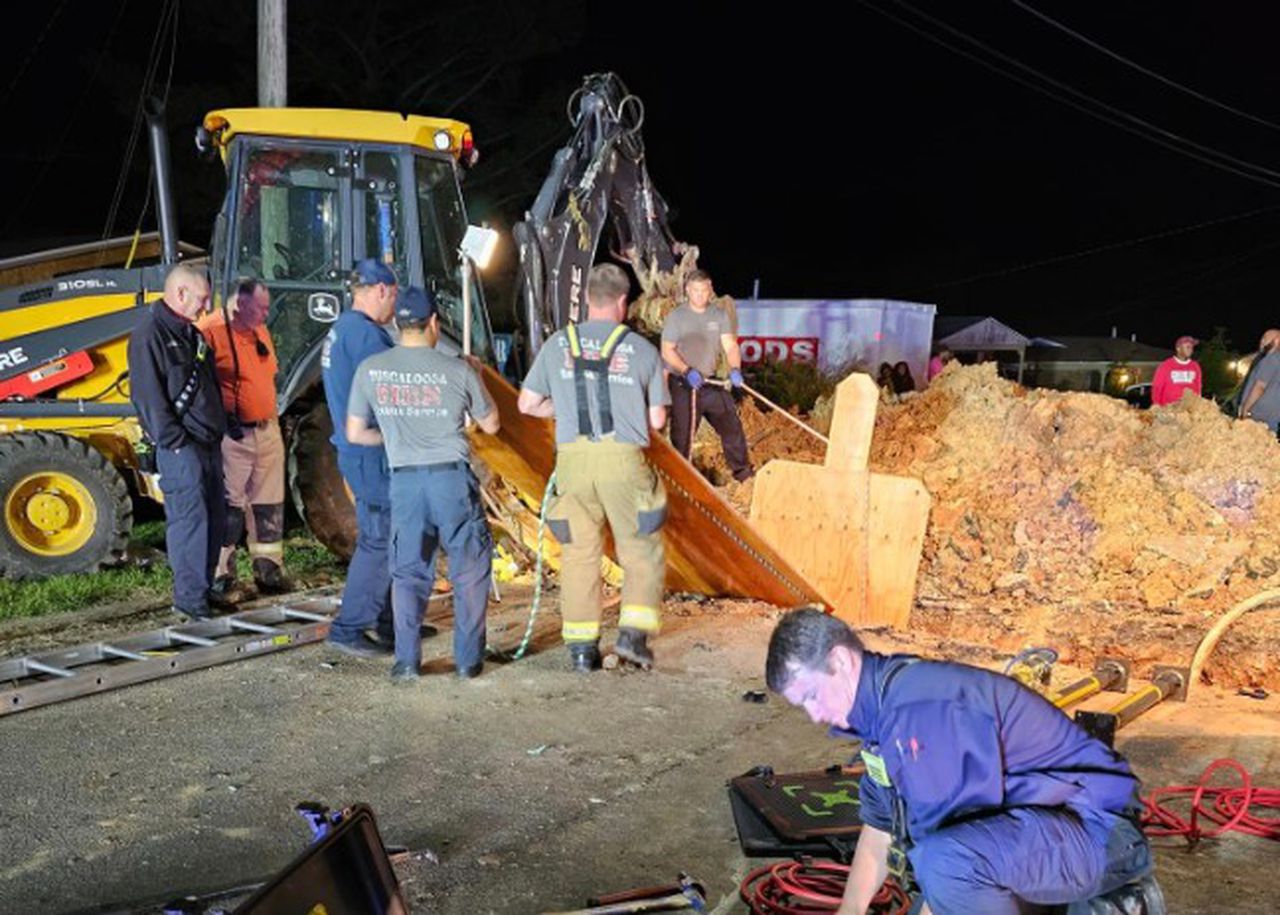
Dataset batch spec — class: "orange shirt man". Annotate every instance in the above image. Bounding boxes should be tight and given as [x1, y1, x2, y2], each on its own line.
[197, 280, 290, 598]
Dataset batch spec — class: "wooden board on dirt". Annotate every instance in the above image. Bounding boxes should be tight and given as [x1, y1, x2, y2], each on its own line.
[749, 373, 930, 628]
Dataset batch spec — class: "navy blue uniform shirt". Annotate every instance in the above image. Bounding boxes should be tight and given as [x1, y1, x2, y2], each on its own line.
[831, 653, 1141, 844]
[321, 310, 394, 452]
[127, 301, 226, 450]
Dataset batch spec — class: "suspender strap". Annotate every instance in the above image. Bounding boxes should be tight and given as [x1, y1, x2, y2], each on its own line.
[566, 323, 630, 439]
[566, 324, 593, 438]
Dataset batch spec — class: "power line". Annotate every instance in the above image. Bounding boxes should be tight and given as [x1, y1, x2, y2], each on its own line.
[102, 0, 179, 241]
[884, 0, 1280, 181]
[921, 204, 1280, 292]
[1010, 0, 1280, 134]
[0, 0, 71, 113]
[859, 1, 1280, 190]
[1095, 236, 1280, 322]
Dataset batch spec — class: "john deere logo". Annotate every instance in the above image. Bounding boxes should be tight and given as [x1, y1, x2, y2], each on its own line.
[308, 293, 340, 323]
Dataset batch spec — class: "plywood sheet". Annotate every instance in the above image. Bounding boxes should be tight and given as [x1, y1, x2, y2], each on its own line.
[747, 371, 930, 627]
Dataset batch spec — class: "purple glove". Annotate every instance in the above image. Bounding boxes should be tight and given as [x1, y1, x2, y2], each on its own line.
[729, 369, 744, 388]
[685, 368, 705, 389]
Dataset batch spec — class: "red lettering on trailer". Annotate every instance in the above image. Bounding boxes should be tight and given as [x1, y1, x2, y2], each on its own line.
[737, 337, 820, 365]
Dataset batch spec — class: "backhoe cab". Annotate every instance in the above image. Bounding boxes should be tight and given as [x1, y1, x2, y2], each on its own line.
[199, 108, 493, 400]
[0, 107, 491, 577]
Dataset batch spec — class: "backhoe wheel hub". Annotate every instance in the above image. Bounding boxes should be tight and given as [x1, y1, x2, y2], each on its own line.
[5, 472, 96, 557]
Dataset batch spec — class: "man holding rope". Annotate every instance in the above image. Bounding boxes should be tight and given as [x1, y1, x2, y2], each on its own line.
[660, 269, 753, 481]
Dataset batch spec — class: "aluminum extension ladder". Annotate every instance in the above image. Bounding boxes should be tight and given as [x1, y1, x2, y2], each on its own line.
[0, 595, 339, 717]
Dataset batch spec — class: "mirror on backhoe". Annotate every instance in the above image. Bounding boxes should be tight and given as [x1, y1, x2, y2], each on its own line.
[415, 156, 493, 361]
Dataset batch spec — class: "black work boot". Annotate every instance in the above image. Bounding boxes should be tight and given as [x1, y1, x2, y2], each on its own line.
[208, 576, 250, 608]
[567, 641, 601, 673]
[614, 627, 654, 669]
[252, 558, 293, 595]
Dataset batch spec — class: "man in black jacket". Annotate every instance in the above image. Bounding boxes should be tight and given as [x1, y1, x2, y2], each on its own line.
[128, 264, 228, 619]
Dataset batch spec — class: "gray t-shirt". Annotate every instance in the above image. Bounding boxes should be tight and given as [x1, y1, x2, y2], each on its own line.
[522, 320, 668, 446]
[348, 345, 493, 469]
[1248, 351, 1280, 430]
[661, 303, 737, 376]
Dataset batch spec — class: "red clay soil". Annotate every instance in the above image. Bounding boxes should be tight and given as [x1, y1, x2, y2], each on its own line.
[694, 364, 1280, 689]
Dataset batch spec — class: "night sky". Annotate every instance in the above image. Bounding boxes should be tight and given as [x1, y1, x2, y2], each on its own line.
[4, 1, 1279, 349]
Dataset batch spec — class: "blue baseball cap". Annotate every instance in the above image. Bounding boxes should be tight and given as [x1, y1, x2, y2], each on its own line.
[350, 258, 397, 287]
[395, 286, 437, 322]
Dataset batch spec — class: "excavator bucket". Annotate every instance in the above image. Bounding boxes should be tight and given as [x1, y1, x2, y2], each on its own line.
[470, 366, 825, 607]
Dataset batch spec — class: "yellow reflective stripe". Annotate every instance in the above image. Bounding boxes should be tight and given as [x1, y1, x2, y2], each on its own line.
[566, 324, 582, 358]
[618, 604, 660, 632]
[562, 620, 600, 642]
[600, 323, 629, 357]
[248, 541, 284, 557]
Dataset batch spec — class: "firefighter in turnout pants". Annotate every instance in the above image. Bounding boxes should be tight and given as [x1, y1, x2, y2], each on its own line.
[518, 264, 671, 672]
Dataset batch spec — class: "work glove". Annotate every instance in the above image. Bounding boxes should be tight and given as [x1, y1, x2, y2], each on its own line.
[729, 368, 744, 389]
[685, 368, 705, 389]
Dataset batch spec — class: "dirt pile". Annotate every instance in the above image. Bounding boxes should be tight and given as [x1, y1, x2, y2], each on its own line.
[696, 364, 1280, 686]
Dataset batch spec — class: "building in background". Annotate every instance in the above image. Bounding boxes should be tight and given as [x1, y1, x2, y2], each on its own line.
[932, 315, 1033, 382]
[1023, 334, 1169, 394]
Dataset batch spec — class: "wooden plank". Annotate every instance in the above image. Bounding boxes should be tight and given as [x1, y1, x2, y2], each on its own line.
[470, 366, 824, 607]
[747, 370, 931, 628]
[825, 373, 878, 471]
[750, 462, 869, 613]
[867, 475, 931, 629]
[750, 463, 930, 627]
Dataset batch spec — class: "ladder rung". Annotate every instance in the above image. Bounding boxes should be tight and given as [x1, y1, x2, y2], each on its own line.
[281, 608, 328, 623]
[102, 644, 148, 662]
[168, 631, 218, 647]
[26, 660, 75, 678]
[229, 619, 280, 635]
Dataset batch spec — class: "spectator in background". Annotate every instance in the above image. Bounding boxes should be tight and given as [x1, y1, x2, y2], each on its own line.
[927, 346, 953, 383]
[1240, 329, 1280, 433]
[1151, 335, 1202, 407]
[892, 361, 916, 394]
[877, 363, 896, 399]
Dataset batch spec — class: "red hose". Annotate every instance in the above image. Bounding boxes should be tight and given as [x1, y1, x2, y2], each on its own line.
[1141, 758, 1280, 843]
[740, 860, 911, 913]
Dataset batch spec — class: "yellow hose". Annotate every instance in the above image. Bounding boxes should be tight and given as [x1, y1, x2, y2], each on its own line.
[1188, 588, 1280, 695]
[123, 229, 142, 269]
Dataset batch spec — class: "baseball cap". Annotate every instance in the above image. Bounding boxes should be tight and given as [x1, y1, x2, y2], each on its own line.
[395, 286, 437, 322]
[350, 258, 397, 287]
[1174, 335, 1200, 348]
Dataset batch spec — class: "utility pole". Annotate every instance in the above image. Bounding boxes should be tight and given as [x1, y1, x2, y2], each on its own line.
[258, 0, 287, 107]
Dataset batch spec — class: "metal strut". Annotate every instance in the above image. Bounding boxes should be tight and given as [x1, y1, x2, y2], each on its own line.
[1048, 657, 1130, 711]
[1075, 666, 1190, 746]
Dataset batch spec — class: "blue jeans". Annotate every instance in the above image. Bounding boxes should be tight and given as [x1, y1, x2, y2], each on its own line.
[157, 443, 226, 612]
[329, 448, 393, 645]
[909, 808, 1151, 914]
[389, 463, 492, 672]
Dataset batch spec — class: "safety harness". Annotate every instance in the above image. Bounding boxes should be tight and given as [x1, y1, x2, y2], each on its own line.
[566, 322, 630, 439]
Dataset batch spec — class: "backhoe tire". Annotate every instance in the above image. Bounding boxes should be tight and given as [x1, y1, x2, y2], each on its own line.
[0, 432, 132, 579]
[289, 402, 357, 561]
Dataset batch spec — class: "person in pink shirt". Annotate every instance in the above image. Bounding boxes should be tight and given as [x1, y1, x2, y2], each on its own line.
[1151, 335, 1202, 406]
[927, 346, 953, 383]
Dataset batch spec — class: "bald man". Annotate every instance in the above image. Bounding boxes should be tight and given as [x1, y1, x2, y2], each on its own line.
[128, 265, 229, 619]
[1240, 328, 1280, 432]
